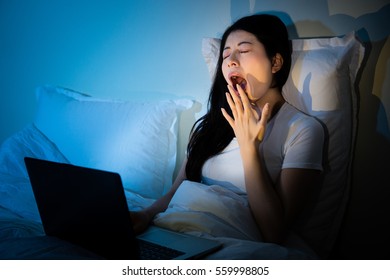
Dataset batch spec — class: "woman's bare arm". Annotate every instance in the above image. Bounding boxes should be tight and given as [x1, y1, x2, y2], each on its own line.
[130, 158, 187, 234]
[242, 146, 321, 243]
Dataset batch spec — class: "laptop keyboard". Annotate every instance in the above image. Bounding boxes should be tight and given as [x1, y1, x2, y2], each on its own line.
[139, 239, 185, 260]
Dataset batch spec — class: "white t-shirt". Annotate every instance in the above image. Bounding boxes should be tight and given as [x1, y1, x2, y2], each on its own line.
[201, 102, 324, 193]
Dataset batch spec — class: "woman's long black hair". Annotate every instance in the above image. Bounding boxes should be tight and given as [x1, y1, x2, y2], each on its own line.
[185, 14, 292, 182]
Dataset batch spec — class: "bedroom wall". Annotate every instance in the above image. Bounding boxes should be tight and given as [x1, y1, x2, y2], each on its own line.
[1, 0, 389, 259]
[0, 0, 230, 140]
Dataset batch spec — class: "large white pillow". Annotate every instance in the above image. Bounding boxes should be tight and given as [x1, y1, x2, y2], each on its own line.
[202, 32, 364, 257]
[34, 85, 193, 199]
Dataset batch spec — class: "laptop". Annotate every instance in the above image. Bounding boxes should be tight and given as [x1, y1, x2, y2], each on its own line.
[24, 157, 221, 260]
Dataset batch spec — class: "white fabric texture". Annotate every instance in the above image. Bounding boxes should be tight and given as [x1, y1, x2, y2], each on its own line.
[0, 131, 313, 259]
[153, 180, 316, 259]
[0, 124, 69, 222]
[33, 85, 193, 198]
[154, 180, 263, 241]
[282, 33, 364, 257]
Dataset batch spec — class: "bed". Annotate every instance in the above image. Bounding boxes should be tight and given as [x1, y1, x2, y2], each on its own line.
[0, 32, 364, 260]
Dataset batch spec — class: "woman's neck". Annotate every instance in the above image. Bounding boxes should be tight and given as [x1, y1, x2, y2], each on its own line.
[254, 87, 285, 120]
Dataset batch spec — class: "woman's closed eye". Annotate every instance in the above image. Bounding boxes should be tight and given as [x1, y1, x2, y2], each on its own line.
[223, 49, 250, 60]
[222, 51, 231, 60]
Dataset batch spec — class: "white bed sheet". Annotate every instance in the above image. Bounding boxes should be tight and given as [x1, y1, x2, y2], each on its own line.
[0, 125, 316, 259]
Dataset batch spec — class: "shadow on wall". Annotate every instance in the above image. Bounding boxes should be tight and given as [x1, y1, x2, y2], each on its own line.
[336, 29, 390, 260]
[174, 100, 202, 178]
[229, 0, 390, 259]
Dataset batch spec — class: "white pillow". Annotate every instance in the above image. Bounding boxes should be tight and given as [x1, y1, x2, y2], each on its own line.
[34, 85, 193, 199]
[283, 33, 364, 257]
[201, 32, 364, 257]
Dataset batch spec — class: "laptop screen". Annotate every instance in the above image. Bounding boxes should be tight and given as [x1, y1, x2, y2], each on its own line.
[24, 157, 140, 259]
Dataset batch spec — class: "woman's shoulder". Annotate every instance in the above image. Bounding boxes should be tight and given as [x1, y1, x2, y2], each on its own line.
[280, 103, 322, 125]
[277, 102, 324, 136]
[280, 102, 307, 117]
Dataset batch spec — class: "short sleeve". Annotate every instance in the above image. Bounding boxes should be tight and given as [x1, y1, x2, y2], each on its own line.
[282, 116, 324, 171]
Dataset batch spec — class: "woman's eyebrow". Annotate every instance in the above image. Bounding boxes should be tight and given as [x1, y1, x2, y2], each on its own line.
[223, 41, 253, 51]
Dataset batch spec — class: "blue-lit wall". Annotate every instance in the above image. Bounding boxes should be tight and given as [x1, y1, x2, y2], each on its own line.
[1, 0, 389, 258]
[0, 0, 230, 140]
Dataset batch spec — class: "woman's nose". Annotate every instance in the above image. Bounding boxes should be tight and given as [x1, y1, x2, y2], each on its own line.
[227, 54, 239, 67]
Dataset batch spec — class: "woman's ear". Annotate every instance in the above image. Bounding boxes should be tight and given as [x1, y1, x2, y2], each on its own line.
[271, 53, 284, 73]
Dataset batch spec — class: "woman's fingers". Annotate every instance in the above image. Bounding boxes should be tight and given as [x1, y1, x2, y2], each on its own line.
[222, 84, 270, 143]
[225, 91, 237, 120]
[221, 107, 234, 128]
[259, 103, 270, 126]
[223, 84, 257, 127]
[235, 84, 252, 116]
[258, 103, 270, 142]
[227, 85, 243, 115]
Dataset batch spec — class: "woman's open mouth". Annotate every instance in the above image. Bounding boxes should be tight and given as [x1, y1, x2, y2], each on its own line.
[231, 75, 247, 92]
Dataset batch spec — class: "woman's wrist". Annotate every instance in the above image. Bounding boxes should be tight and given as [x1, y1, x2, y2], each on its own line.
[142, 207, 157, 223]
[144, 192, 172, 221]
[240, 142, 259, 159]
